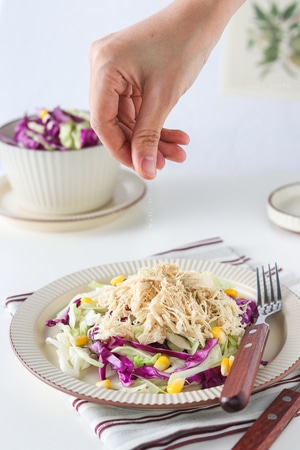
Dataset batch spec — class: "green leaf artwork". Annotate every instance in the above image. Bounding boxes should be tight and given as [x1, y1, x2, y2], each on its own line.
[247, 1, 300, 77]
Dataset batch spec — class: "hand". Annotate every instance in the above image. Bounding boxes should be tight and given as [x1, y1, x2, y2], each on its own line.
[89, 0, 245, 179]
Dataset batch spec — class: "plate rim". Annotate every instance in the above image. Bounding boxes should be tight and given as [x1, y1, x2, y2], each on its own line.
[9, 258, 300, 410]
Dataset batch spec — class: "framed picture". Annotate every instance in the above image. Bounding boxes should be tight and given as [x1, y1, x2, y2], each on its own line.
[221, 1, 300, 99]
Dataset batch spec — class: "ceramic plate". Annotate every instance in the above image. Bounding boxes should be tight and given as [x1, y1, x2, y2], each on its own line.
[267, 182, 300, 233]
[9, 259, 300, 409]
[0, 170, 146, 231]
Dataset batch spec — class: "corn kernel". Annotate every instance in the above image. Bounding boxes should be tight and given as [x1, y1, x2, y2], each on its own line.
[154, 356, 171, 371]
[221, 355, 235, 376]
[211, 326, 226, 345]
[224, 288, 238, 298]
[166, 378, 185, 394]
[111, 275, 125, 286]
[95, 379, 111, 389]
[39, 109, 49, 119]
[81, 296, 95, 305]
[74, 334, 89, 346]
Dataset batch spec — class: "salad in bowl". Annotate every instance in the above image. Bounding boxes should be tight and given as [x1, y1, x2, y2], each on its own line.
[0, 107, 120, 215]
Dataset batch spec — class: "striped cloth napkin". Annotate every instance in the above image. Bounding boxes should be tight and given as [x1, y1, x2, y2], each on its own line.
[5, 236, 300, 450]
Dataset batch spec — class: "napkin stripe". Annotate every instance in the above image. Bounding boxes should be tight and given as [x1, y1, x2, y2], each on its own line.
[151, 236, 251, 267]
[153, 237, 224, 255]
[152, 425, 252, 450]
[93, 405, 219, 437]
[221, 255, 250, 265]
[154, 413, 300, 450]
[134, 422, 253, 450]
[71, 399, 223, 440]
[4, 292, 33, 305]
[72, 398, 89, 411]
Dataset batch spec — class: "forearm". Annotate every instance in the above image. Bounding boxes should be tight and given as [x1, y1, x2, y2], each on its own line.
[127, 0, 246, 90]
[162, 0, 246, 48]
[169, 0, 246, 25]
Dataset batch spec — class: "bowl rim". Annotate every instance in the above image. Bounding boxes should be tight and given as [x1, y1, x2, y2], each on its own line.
[267, 181, 300, 233]
[268, 182, 300, 219]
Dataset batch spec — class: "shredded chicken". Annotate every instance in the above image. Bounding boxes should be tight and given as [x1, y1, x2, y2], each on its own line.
[91, 263, 245, 346]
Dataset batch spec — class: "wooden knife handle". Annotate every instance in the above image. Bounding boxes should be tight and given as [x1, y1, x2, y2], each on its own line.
[232, 388, 300, 450]
[220, 322, 269, 412]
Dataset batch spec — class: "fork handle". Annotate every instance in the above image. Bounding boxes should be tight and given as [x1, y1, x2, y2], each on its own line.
[232, 388, 300, 450]
[220, 322, 270, 412]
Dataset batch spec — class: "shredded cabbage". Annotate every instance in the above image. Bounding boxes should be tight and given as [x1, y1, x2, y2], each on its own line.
[13, 107, 99, 150]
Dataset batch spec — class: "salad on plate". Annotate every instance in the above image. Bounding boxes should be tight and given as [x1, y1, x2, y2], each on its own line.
[45, 263, 258, 394]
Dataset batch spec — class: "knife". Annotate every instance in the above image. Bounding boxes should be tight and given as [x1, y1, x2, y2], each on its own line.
[220, 321, 270, 412]
[232, 382, 300, 450]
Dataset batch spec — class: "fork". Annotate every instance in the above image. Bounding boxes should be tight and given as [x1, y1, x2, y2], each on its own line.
[232, 380, 300, 449]
[220, 263, 282, 413]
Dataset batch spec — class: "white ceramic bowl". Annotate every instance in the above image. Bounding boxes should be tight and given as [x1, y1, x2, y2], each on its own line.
[267, 182, 300, 233]
[0, 118, 120, 215]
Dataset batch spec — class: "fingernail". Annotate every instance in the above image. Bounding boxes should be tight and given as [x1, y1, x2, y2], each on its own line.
[141, 157, 156, 178]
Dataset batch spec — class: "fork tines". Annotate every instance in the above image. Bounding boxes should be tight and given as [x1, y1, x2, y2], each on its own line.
[256, 263, 282, 308]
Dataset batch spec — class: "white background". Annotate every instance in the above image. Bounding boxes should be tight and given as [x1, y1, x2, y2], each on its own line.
[0, 0, 299, 172]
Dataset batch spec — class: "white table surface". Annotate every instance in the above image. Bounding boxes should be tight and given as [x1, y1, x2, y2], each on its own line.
[1, 168, 300, 450]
